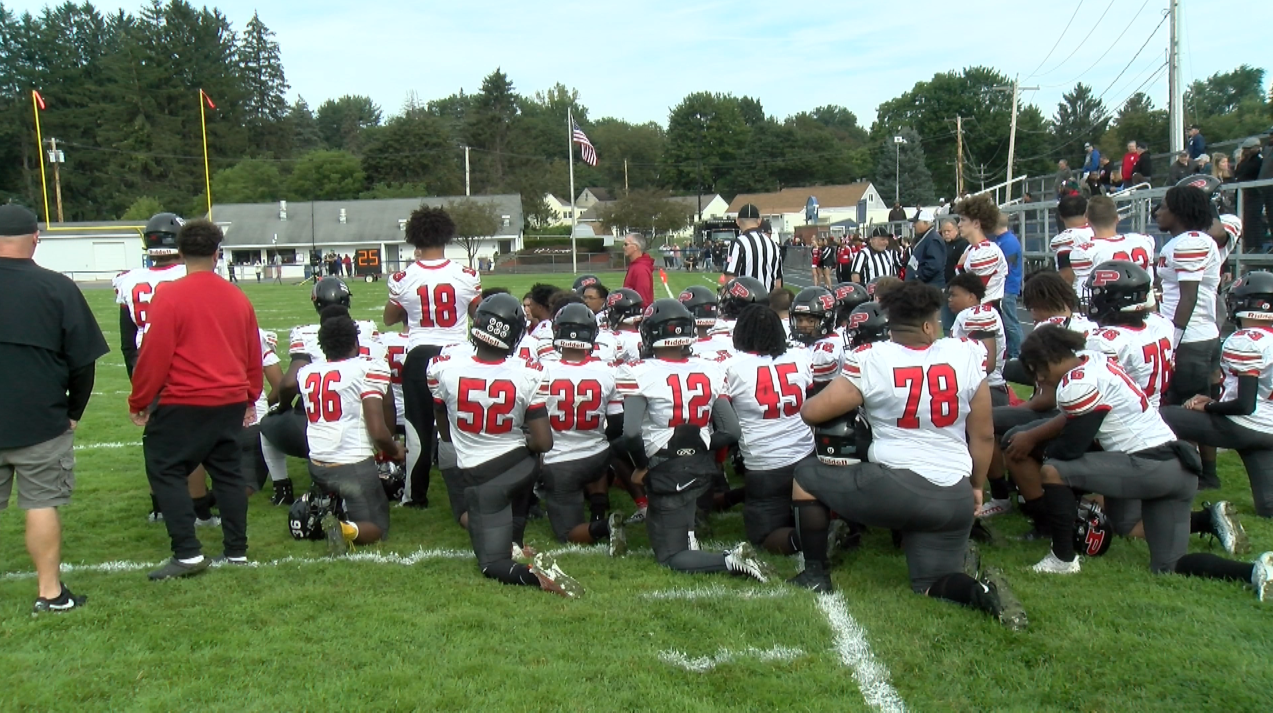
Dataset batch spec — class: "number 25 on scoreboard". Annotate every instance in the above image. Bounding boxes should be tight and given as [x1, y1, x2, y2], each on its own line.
[355, 248, 381, 276]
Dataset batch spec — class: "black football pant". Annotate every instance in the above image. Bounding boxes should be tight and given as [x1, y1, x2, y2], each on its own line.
[646, 455, 729, 573]
[743, 460, 801, 548]
[258, 406, 308, 459]
[144, 403, 250, 560]
[402, 344, 443, 506]
[462, 447, 538, 583]
[1161, 406, 1273, 517]
[542, 449, 611, 542]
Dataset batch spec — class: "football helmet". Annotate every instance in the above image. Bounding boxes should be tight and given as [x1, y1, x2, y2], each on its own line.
[718, 277, 767, 320]
[470, 292, 526, 354]
[1228, 271, 1273, 321]
[1075, 500, 1113, 557]
[1174, 172, 1230, 216]
[1086, 260, 1154, 321]
[143, 212, 184, 257]
[311, 276, 352, 312]
[573, 274, 603, 294]
[845, 303, 889, 349]
[552, 303, 600, 351]
[605, 288, 645, 330]
[376, 456, 405, 503]
[830, 282, 870, 326]
[677, 284, 719, 327]
[789, 287, 837, 345]
[288, 487, 341, 541]
[639, 299, 696, 355]
[813, 412, 860, 466]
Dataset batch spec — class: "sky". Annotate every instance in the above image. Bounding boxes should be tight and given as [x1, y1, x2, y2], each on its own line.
[10, 0, 1270, 128]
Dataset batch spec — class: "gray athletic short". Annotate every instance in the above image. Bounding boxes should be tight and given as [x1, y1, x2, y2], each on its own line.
[542, 449, 611, 541]
[993, 405, 1057, 438]
[308, 457, 390, 537]
[259, 407, 309, 459]
[743, 457, 810, 546]
[0, 430, 75, 510]
[990, 384, 1011, 408]
[646, 454, 717, 565]
[1046, 449, 1195, 572]
[1165, 338, 1220, 405]
[459, 448, 538, 569]
[794, 460, 974, 592]
[1161, 406, 1273, 517]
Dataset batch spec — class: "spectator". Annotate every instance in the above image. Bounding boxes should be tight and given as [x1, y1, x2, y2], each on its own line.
[700, 241, 713, 272]
[818, 236, 835, 287]
[1169, 151, 1192, 184]
[0, 204, 109, 613]
[1130, 141, 1153, 185]
[253, 259, 262, 283]
[622, 233, 655, 305]
[1022, 192, 1035, 203]
[809, 236, 824, 287]
[1187, 125, 1206, 160]
[1096, 155, 1114, 194]
[127, 219, 261, 580]
[1193, 153, 1211, 175]
[1235, 137, 1265, 252]
[227, 261, 238, 283]
[660, 242, 674, 268]
[888, 202, 907, 223]
[271, 253, 283, 284]
[671, 243, 681, 268]
[1211, 152, 1233, 182]
[1080, 142, 1101, 182]
[938, 216, 967, 331]
[992, 213, 1024, 358]
[343, 254, 352, 276]
[1120, 141, 1139, 189]
[1054, 159, 1075, 196]
[835, 236, 855, 283]
[1258, 135, 1273, 250]
[906, 209, 946, 289]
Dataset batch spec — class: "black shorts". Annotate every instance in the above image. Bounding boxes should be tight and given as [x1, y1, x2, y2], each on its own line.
[1165, 339, 1220, 405]
[646, 456, 716, 564]
[308, 457, 390, 536]
[743, 458, 808, 546]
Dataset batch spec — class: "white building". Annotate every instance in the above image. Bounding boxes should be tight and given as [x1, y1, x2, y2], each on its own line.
[32, 222, 146, 281]
[725, 182, 889, 238]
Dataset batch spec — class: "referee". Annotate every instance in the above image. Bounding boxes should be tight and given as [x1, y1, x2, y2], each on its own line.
[850, 227, 902, 285]
[724, 203, 783, 291]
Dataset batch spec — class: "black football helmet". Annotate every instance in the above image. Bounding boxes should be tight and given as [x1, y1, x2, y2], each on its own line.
[1086, 260, 1153, 322]
[1174, 172, 1229, 216]
[469, 292, 526, 354]
[813, 412, 861, 466]
[573, 274, 603, 294]
[718, 277, 768, 320]
[677, 284, 719, 327]
[639, 299, 696, 356]
[830, 282, 870, 326]
[790, 287, 837, 345]
[377, 459, 405, 503]
[846, 303, 889, 349]
[605, 288, 645, 330]
[1228, 271, 1273, 321]
[311, 276, 352, 312]
[143, 212, 184, 257]
[553, 303, 600, 351]
[1075, 500, 1113, 557]
[288, 487, 342, 541]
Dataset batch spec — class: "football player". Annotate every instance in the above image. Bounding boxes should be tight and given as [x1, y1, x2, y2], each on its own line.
[788, 287, 843, 388]
[1018, 326, 1272, 601]
[384, 207, 482, 509]
[714, 277, 768, 339]
[726, 305, 815, 554]
[768, 287, 795, 340]
[954, 194, 1009, 307]
[575, 275, 609, 328]
[538, 303, 626, 553]
[1023, 271, 1098, 339]
[518, 283, 560, 365]
[242, 329, 284, 495]
[295, 316, 404, 554]
[947, 272, 1008, 406]
[615, 300, 773, 581]
[679, 285, 728, 359]
[1050, 194, 1094, 283]
[1066, 196, 1157, 298]
[790, 282, 1027, 630]
[429, 293, 582, 597]
[603, 287, 649, 522]
[830, 282, 870, 347]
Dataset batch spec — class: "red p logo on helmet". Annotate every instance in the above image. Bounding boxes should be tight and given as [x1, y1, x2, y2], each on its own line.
[606, 292, 624, 308]
[817, 294, 835, 311]
[1091, 269, 1121, 287]
[727, 282, 749, 299]
[678, 290, 692, 303]
[848, 312, 870, 329]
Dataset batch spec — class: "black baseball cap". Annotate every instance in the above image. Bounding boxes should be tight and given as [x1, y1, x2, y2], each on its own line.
[0, 204, 39, 237]
[737, 204, 760, 220]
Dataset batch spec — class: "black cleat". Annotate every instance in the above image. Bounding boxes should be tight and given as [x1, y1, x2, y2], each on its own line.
[788, 563, 834, 593]
[970, 519, 995, 544]
[32, 584, 86, 614]
[148, 557, 210, 581]
[974, 567, 1028, 631]
[270, 478, 295, 506]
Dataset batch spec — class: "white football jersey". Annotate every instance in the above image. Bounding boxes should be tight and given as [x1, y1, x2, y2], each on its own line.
[288, 320, 385, 364]
[378, 331, 411, 423]
[1039, 313, 1099, 340]
[438, 341, 476, 360]
[844, 339, 985, 486]
[297, 357, 392, 464]
[1085, 315, 1175, 408]
[709, 318, 736, 337]
[1217, 214, 1241, 263]
[952, 304, 1005, 387]
[112, 263, 188, 347]
[1158, 231, 1222, 344]
[798, 336, 845, 383]
[387, 259, 482, 349]
[1050, 225, 1094, 271]
[1067, 233, 1158, 301]
[612, 329, 644, 364]
[428, 353, 547, 469]
[725, 351, 815, 470]
[251, 329, 281, 424]
[960, 240, 1008, 303]
[539, 357, 619, 465]
[1219, 326, 1273, 433]
[616, 357, 726, 456]
[691, 334, 736, 363]
[1056, 352, 1176, 454]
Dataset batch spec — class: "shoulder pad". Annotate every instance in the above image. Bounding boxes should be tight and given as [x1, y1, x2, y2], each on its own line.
[391, 270, 406, 281]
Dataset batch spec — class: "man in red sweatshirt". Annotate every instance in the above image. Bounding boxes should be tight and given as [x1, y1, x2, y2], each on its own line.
[128, 219, 262, 580]
[622, 233, 655, 306]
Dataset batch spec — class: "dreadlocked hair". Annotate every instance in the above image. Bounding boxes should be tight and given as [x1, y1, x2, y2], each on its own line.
[732, 304, 787, 358]
[1018, 324, 1085, 382]
[317, 316, 359, 362]
[318, 304, 351, 324]
[878, 281, 943, 330]
[1021, 270, 1078, 313]
[404, 206, 456, 249]
[1163, 185, 1213, 231]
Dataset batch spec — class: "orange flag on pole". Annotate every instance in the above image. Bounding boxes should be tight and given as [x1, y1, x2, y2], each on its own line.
[200, 89, 216, 110]
[32, 90, 46, 110]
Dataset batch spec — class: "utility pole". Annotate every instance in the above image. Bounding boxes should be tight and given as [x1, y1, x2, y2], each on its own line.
[993, 76, 1038, 202]
[955, 116, 964, 197]
[464, 146, 471, 197]
[893, 135, 906, 205]
[1167, 0, 1184, 153]
[624, 158, 629, 194]
[45, 137, 64, 223]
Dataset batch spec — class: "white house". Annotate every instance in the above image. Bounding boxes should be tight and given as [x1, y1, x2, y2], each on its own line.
[725, 182, 890, 238]
[542, 193, 578, 226]
[31, 222, 146, 281]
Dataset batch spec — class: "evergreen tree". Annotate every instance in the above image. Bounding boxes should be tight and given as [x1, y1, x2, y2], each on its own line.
[237, 12, 289, 155]
[288, 97, 322, 153]
[466, 69, 520, 192]
[872, 127, 935, 207]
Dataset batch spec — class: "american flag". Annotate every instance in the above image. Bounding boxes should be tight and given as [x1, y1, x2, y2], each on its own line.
[572, 121, 597, 166]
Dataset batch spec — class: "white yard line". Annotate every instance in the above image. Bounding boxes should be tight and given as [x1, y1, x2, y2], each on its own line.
[816, 592, 907, 713]
[74, 441, 142, 450]
[658, 646, 804, 672]
[642, 584, 791, 601]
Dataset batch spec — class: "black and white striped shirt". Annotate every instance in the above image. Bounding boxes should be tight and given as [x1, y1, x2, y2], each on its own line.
[850, 248, 901, 284]
[725, 230, 783, 291]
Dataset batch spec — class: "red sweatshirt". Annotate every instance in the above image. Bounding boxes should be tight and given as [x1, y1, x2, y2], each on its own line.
[128, 271, 262, 412]
[623, 253, 655, 306]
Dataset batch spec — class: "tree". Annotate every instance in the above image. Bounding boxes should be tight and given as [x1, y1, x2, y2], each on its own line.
[361, 108, 462, 194]
[286, 150, 365, 201]
[121, 195, 165, 220]
[1052, 83, 1109, 161]
[465, 69, 520, 191]
[288, 97, 322, 153]
[589, 118, 665, 193]
[1109, 93, 1168, 156]
[316, 95, 381, 153]
[871, 127, 935, 207]
[444, 199, 500, 268]
[211, 159, 283, 203]
[595, 190, 694, 235]
[360, 182, 430, 200]
[237, 12, 289, 155]
[1186, 65, 1266, 119]
[664, 92, 751, 196]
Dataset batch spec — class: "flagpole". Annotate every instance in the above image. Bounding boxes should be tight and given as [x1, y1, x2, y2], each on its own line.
[568, 107, 578, 276]
[32, 91, 51, 227]
[199, 89, 213, 220]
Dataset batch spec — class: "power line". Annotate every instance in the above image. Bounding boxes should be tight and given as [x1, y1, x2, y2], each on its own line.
[1041, 0, 1151, 89]
[1033, 0, 1115, 80]
[1023, 0, 1086, 81]
[1096, 10, 1169, 103]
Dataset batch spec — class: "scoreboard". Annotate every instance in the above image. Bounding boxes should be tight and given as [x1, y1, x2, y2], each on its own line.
[354, 248, 381, 277]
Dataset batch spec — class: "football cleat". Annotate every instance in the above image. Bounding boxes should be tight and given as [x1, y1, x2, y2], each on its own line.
[147, 509, 164, 523]
[32, 584, 87, 615]
[725, 542, 775, 583]
[1208, 501, 1249, 555]
[607, 511, 627, 557]
[322, 513, 351, 557]
[270, 478, 295, 506]
[976, 498, 1012, 519]
[975, 567, 1028, 631]
[148, 557, 210, 581]
[1031, 550, 1081, 574]
[1252, 552, 1273, 603]
[788, 562, 834, 593]
[194, 516, 221, 528]
[532, 553, 584, 598]
[626, 506, 647, 525]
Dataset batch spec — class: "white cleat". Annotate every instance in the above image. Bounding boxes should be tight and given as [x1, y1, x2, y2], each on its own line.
[724, 542, 776, 583]
[626, 506, 647, 525]
[194, 516, 221, 528]
[1209, 501, 1249, 556]
[1031, 550, 1081, 574]
[976, 498, 1012, 519]
[531, 552, 584, 599]
[1252, 552, 1273, 603]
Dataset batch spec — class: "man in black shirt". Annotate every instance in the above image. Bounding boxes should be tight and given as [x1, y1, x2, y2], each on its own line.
[0, 204, 109, 614]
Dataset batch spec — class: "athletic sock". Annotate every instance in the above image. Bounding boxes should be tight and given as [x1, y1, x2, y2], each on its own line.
[260, 435, 289, 481]
[178, 555, 204, 565]
[795, 501, 830, 566]
[1019, 496, 1050, 534]
[193, 495, 213, 520]
[1189, 509, 1212, 535]
[1042, 484, 1078, 561]
[926, 573, 979, 606]
[634, 496, 649, 511]
[1174, 553, 1255, 582]
[588, 493, 609, 522]
[587, 519, 609, 541]
[989, 477, 1012, 501]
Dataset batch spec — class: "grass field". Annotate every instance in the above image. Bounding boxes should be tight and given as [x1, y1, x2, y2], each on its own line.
[2, 270, 1271, 712]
